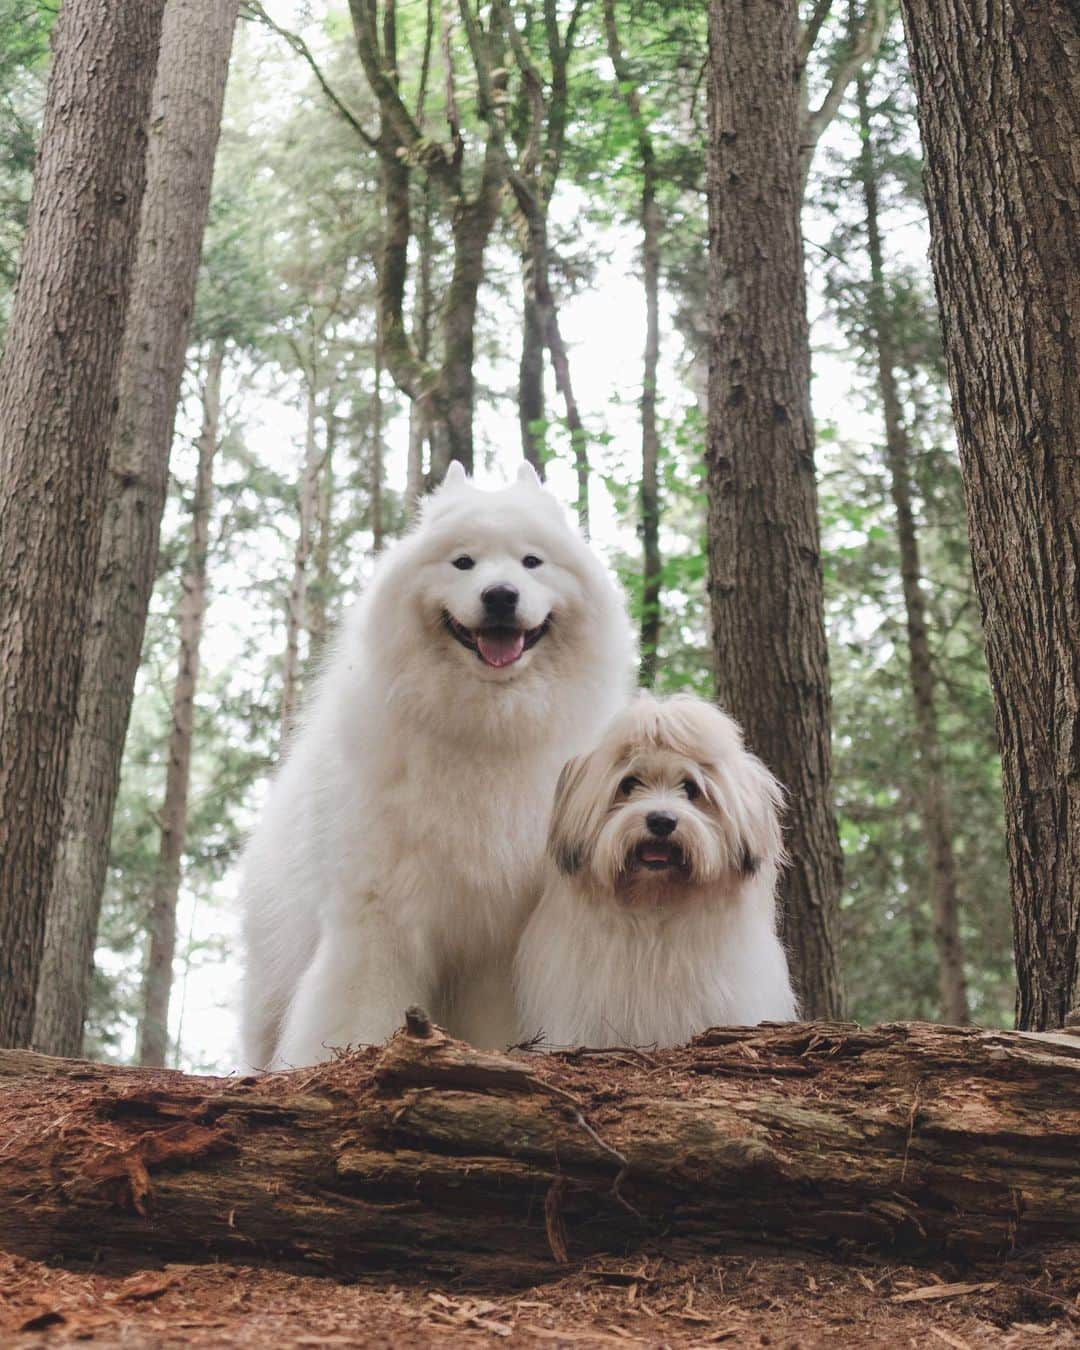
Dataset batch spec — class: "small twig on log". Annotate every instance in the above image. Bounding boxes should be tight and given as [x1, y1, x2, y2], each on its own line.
[544, 1176, 569, 1264]
[899, 1080, 924, 1187]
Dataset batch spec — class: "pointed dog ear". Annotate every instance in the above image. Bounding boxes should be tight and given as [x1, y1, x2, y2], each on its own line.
[516, 460, 542, 489]
[548, 754, 588, 875]
[443, 460, 468, 488]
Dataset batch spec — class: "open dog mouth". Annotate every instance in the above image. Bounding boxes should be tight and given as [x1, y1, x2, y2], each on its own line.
[442, 612, 551, 669]
[632, 840, 687, 873]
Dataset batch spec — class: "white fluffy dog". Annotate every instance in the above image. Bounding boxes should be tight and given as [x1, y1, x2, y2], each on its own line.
[240, 461, 633, 1068]
[514, 694, 798, 1049]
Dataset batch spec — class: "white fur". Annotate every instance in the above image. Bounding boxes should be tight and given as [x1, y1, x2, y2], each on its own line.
[514, 694, 798, 1049]
[240, 463, 633, 1068]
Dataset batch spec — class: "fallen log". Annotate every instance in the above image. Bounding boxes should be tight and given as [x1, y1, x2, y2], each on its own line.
[1, 1018, 1078, 1284]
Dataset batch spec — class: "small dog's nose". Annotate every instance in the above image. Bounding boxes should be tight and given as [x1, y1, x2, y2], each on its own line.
[646, 810, 678, 837]
[482, 583, 519, 616]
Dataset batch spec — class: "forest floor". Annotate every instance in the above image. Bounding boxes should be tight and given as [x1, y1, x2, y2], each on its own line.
[2, 1244, 1078, 1348]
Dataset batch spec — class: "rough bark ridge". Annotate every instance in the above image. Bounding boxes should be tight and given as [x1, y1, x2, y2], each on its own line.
[0, 0, 166, 1048]
[137, 349, 223, 1069]
[854, 72, 969, 1026]
[705, 1, 844, 1018]
[0, 1019, 1078, 1285]
[31, 0, 241, 1061]
[898, 1, 1080, 1030]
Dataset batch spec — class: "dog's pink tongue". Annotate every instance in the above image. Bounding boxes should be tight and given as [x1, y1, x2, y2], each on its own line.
[477, 629, 525, 668]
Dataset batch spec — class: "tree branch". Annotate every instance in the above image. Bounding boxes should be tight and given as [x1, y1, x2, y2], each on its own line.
[242, 1, 379, 150]
[798, 0, 835, 67]
[800, 0, 888, 180]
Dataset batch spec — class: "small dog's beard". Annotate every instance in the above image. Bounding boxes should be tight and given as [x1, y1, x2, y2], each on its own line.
[587, 805, 742, 904]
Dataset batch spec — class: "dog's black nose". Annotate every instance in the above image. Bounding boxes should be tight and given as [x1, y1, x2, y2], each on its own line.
[482, 583, 519, 617]
[646, 810, 678, 837]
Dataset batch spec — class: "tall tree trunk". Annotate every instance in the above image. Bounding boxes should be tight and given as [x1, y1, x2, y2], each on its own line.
[281, 377, 320, 742]
[518, 284, 545, 474]
[854, 73, 969, 1026]
[371, 350, 384, 553]
[705, 0, 844, 1019]
[137, 346, 223, 1069]
[435, 165, 503, 477]
[898, 1, 1080, 1030]
[637, 188, 662, 688]
[406, 400, 428, 519]
[407, 183, 435, 515]
[308, 404, 334, 664]
[603, 0, 661, 687]
[0, 0, 165, 1048]
[31, 0, 240, 1060]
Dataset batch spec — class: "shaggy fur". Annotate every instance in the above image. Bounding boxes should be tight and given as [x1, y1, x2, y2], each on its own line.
[514, 694, 797, 1048]
[240, 462, 633, 1068]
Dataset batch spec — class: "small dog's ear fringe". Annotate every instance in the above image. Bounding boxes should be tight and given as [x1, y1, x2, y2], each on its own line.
[738, 843, 761, 877]
[443, 460, 468, 488]
[553, 842, 583, 875]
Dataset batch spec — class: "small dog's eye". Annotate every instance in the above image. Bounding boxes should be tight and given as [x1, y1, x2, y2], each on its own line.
[522, 554, 543, 569]
[451, 555, 475, 570]
[618, 776, 641, 796]
[682, 778, 701, 801]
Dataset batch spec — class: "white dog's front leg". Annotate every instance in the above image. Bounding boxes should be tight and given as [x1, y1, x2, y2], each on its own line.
[273, 909, 428, 1068]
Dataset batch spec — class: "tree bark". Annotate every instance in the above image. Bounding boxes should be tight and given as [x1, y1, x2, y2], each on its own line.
[1, 1019, 1078, 1283]
[31, 0, 240, 1061]
[370, 349, 384, 553]
[137, 348, 223, 1069]
[854, 73, 969, 1027]
[705, 1, 844, 1019]
[281, 376, 320, 743]
[518, 285, 545, 473]
[308, 402, 335, 664]
[603, 0, 661, 688]
[897, 1, 1080, 1031]
[0, 0, 166, 1048]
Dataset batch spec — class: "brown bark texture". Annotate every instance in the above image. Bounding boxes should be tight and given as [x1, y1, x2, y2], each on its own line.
[137, 349, 223, 1069]
[897, 1, 1080, 1031]
[705, 1, 844, 1019]
[854, 74, 969, 1027]
[280, 377, 320, 744]
[1, 1019, 1078, 1285]
[31, 0, 241, 1061]
[0, 0, 166, 1048]
[308, 404, 335, 663]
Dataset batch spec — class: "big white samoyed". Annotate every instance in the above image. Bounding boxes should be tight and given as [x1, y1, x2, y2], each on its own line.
[240, 462, 633, 1067]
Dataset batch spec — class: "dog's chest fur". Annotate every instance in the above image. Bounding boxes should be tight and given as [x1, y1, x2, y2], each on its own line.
[335, 720, 565, 963]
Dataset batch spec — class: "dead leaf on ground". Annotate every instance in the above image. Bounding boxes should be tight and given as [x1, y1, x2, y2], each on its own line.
[927, 1328, 972, 1350]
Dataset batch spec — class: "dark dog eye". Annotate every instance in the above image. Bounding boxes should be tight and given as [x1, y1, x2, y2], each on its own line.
[618, 776, 641, 796]
[522, 554, 543, 569]
[682, 778, 701, 800]
[452, 555, 475, 570]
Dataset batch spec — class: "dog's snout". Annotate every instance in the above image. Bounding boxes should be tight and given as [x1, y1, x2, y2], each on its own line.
[646, 810, 678, 837]
[482, 583, 519, 616]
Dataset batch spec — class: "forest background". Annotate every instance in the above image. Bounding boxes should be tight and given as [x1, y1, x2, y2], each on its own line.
[0, 0, 1014, 1071]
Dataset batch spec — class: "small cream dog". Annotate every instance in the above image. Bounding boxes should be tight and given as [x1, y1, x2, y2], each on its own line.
[514, 694, 797, 1048]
